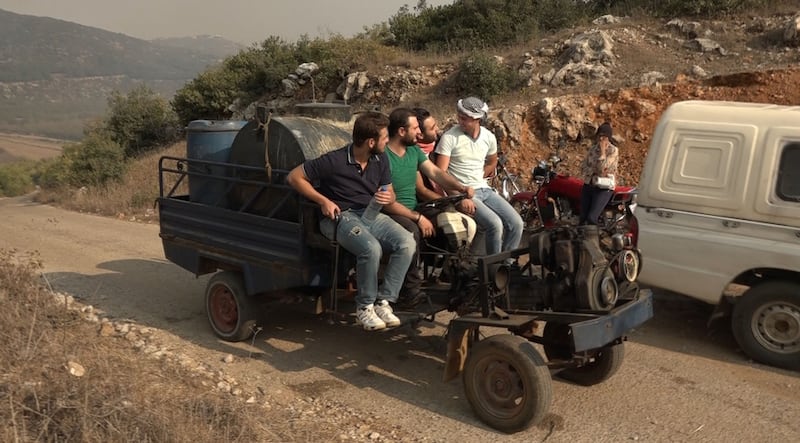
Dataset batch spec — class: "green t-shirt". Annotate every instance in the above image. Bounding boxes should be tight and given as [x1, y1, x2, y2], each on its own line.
[386, 144, 428, 210]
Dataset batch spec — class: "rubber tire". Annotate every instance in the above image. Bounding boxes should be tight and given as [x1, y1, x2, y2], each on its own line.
[542, 322, 572, 362]
[463, 335, 552, 433]
[543, 321, 625, 385]
[731, 281, 800, 370]
[557, 343, 625, 386]
[205, 271, 258, 342]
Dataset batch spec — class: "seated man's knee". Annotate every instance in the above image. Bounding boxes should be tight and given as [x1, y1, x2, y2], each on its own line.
[482, 215, 504, 235]
[400, 230, 416, 252]
[509, 213, 524, 232]
[360, 237, 383, 260]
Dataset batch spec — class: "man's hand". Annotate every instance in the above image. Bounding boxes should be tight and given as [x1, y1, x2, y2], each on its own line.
[463, 186, 475, 199]
[458, 198, 476, 216]
[320, 200, 341, 220]
[374, 187, 394, 205]
[417, 214, 435, 237]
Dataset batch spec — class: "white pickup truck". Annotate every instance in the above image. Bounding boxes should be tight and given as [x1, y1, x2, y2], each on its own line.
[636, 100, 800, 370]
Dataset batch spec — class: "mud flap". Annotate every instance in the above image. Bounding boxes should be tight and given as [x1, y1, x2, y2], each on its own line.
[443, 327, 470, 382]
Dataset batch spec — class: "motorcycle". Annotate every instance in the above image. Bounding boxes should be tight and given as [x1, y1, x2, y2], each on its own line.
[510, 154, 642, 284]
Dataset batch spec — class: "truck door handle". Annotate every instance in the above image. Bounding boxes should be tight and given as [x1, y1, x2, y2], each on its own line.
[721, 220, 740, 228]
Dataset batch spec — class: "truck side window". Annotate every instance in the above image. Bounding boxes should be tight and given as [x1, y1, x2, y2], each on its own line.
[777, 143, 800, 202]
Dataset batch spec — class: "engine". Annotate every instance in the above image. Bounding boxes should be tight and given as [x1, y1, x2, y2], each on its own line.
[526, 224, 628, 312]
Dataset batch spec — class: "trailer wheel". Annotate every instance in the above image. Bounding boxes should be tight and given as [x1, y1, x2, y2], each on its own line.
[463, 335, 552, 433]
[542, 322, 624, 385]
[731, 281, 800, 370]
[205, 271, 257, 342]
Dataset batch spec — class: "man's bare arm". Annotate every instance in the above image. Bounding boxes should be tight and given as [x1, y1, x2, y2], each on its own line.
[287, 165, 339, 219]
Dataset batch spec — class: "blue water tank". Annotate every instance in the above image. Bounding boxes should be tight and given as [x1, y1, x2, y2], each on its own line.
[186, 120, 247, 206]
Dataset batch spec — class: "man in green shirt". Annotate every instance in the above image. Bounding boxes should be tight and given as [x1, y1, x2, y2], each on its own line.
[382, 107, 475, 307]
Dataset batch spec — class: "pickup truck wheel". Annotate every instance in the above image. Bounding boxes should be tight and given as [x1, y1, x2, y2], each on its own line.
[205, 271, 257, 342]
[463, 335, 552, 433]
[731, 281, 800, 370]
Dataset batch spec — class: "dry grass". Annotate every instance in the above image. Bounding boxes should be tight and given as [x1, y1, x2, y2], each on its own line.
[34, 142, 186, 222]
[0, 133, 65, 164]
[0, 249, 282, 442]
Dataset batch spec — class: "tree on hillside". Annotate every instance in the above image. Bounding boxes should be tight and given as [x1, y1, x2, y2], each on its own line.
[105, 85, 179, 157]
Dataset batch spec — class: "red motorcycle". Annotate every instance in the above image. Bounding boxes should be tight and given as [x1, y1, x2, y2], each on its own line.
[511, 154, 642, 284]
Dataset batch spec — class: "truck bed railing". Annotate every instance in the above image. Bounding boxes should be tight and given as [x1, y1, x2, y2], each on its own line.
[158, 155, 294, 216]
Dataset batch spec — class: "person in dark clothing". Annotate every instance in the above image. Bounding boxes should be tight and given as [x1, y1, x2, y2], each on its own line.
[579, 122, 619, 225]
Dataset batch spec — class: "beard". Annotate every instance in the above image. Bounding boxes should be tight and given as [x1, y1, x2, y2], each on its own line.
[402, 133, 417, 147]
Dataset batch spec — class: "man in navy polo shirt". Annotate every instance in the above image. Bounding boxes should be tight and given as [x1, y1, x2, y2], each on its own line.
[287, 112, 415, 331]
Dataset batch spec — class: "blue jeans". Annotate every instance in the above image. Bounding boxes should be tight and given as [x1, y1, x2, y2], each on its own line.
[472, 188, 524, 255]
[320, 209, 415, 309]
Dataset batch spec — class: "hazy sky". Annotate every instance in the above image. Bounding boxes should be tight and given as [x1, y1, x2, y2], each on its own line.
[0, 0, 453, 45]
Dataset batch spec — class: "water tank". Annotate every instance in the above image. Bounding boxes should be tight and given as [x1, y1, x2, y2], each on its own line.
[294, 102, 352, 122]
[186, 120, 247, 206]
[227, 115, 351, 220]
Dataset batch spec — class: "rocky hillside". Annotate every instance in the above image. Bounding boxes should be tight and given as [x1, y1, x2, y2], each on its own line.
[267, 12, 800, 187]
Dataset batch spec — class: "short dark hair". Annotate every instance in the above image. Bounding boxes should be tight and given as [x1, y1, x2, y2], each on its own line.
[412, 107, 431, 124]
[388, 107, 415, 138]
[352, 111, 389, 146]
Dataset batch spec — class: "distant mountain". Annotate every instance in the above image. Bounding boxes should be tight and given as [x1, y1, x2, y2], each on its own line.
[151, 35, 245, 60]
[0, 8, 244, 139]
[0, 9, 242, 82]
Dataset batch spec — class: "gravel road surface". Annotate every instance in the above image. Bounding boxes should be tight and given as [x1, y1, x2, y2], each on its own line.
[1, 195, 797, 442]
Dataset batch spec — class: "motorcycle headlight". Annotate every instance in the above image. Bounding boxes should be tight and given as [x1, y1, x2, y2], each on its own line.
[533, 166, 547, 181]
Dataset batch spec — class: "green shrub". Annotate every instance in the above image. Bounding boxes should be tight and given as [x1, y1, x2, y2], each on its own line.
[653, 0, 765, 17]
[294, 35, 401, 94]
[172, 37, 297, 124]
[105, 85, 180, 158]
[0, 161, 36, 197]
[454, 53, 519, 101]
[388, 0, 584, 52]
[171, 34, 401, 125]
[35, 156, 72, 189]
[60, 134, 127, 188]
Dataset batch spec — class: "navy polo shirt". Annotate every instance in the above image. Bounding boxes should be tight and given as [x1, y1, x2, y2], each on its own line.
[302, 144, 392, 211]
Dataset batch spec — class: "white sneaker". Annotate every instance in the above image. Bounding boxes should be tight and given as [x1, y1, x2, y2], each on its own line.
[374, 300, 401, 327]
[356, 304, 386, 331]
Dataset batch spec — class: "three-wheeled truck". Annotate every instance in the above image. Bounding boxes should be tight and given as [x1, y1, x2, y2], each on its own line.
[157, 108, 653, 433]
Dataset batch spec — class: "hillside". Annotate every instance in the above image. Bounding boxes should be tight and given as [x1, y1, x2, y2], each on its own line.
[0, 9, 230, 81]
[0, 8, 242, 139]
[308, 12, 800, 188]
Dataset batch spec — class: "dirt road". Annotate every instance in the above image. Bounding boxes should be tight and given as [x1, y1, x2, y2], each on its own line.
[1, 195, 798, 442]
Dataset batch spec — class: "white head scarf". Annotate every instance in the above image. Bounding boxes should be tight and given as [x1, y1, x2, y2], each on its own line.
[457, 97, 489, 119]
